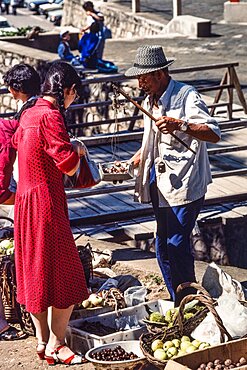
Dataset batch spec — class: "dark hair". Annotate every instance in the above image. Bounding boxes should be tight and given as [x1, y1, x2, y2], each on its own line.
[83, 1, 94, 11]
[3, 63, 41, 96]
[41, 61, 82, 117]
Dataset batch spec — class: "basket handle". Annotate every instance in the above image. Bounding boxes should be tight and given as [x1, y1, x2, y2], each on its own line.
[176, 282, 211, 299]
[176, 294, 232, 343]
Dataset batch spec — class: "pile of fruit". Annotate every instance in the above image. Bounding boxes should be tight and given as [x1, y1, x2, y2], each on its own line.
[196, 356, 246, 369]
[151, 336, 210, 361]
[0, 239, 14, 255]
[79, 293, 105, 309]
[147, 303, 204, 328]
[102, 161, 130, 175]
[90, 345, 138, 362]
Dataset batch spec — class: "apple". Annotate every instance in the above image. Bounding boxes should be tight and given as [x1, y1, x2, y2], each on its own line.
[151, 339, 164, 352]
[153, 349, 167, 361]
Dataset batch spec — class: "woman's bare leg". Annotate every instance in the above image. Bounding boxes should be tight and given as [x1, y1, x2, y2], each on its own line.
[30, 310, 49, 350]
[46, 305, 75, 360]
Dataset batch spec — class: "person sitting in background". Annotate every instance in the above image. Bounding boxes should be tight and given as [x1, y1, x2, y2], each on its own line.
[26, 26, 41, 41]
[57, 30, 80, 66]
[78, 22, 117, 73]
[81, 1, 105, 59]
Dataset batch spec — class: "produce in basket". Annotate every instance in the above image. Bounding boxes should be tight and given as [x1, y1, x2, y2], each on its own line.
[78, 293, 106, 309]
[0, 239, 14, 255]
[144, 302, 205, 333]
[140, 294, 232, 370]
[151, 335, 210, 361]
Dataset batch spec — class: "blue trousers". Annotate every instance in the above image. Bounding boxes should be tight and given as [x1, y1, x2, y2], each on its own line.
[150, 182, 204, 305]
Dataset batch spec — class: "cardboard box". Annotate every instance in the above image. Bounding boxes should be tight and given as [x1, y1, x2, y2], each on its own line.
[166, 338, 247, 370]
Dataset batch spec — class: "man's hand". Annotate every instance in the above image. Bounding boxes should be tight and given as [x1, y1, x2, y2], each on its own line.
[129, 149, 141, 168]
[155, 116, 182, 134]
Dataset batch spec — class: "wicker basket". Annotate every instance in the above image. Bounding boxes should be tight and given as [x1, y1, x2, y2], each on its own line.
[140, 294, 232, 370]
[0, 254, 35, 335]
[77, 243, 93, 288]
[0, 254, 19, 323]
[143, 282, 212, 335]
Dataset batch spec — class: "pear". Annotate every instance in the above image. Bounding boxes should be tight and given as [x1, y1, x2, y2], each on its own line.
[163, 340, 174, 351]
[172, 339, 181, 348]
[151, 339, 164, 352]
[192, 339, 201, 348]
[198, 342, 210, 350]
[181, 335, 191, 342]
[153, 349, 167, 361]
[185, 345, 197, 354]
[167, 346, 178, 357]
[180, 341, 192, 352]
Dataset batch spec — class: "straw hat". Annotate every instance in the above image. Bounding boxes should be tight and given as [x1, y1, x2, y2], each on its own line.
[125, 45, 175, 77]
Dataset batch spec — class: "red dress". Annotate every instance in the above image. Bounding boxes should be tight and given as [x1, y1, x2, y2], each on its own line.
[12, 98, 88, 313]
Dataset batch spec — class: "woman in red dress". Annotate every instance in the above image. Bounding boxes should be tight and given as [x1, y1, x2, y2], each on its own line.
[12, 61, 89, 365]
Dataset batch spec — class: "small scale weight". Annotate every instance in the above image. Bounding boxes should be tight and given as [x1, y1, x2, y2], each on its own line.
[158, 161, 166, 173]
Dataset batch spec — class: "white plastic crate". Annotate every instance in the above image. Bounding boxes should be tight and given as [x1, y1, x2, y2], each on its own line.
[71, 305, 114, 320]
[66, 299, 174, 355]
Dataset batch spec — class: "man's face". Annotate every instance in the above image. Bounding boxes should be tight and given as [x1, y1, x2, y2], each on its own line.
[137, 71, 162, 96]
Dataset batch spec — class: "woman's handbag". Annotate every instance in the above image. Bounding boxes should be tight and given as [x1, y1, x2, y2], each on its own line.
[63, 136, 102, 189]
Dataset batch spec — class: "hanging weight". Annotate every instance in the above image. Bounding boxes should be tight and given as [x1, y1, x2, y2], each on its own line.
[158, 161, 166, 173]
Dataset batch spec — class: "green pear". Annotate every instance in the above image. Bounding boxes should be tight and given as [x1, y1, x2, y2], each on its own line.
[192, 339, 201, 348]
[181, 335, 191, 342]
[180, 341, 192, 352]
[198, 342, 210, 350]
[151, 339, 164, 352]
[185, 345, 197, 354]
[172, 339, 181, 348]
[153, 349, 167, 361]
[163, 340, 174, 351]
[167, 347, 178, 357]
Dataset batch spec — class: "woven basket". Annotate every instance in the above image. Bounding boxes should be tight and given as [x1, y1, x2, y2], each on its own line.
[0, 254, 35, 335]
[144, 282, 212, 335]
[140, 293, 232, 370]
[0, 254, 19, 323]
[77, 243, 94, 288]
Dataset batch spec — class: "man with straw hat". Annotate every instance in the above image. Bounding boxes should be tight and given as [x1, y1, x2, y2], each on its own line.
[126, 45, 221, 305]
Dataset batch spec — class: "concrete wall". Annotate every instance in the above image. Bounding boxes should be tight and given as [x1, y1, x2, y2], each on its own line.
[224, 1, 247, 23]
[62, 0, 165, 38]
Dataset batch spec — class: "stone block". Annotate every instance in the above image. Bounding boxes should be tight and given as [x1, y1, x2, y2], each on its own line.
[224, 1, 247, 23]
[165, 15, 211, 37]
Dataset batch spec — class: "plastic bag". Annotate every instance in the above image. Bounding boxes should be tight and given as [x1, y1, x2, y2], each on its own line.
[124, 285, 147, 307]
[191, 311, 223, 346]
[216, 293, 247, 338]
[202, 262, 245, 300]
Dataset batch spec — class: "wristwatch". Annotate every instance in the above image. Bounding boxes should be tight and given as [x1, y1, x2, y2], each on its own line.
[179, 119, 189, 132]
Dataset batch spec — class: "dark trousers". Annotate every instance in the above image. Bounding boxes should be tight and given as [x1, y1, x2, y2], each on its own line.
[150, 182, 204, 306]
